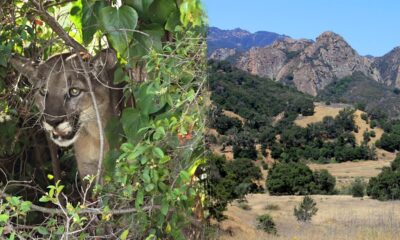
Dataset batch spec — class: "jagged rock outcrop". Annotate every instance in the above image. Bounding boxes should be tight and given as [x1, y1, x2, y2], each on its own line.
[235, 31, 381, 95]
[373, 47, 400, 88]
[209, 48, 237, 61]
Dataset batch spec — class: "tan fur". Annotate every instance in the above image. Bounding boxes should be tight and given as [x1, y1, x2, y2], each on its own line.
[10, 50, 118, 180]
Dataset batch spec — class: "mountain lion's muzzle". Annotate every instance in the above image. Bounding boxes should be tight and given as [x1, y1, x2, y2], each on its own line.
[43, 114, 81, 147]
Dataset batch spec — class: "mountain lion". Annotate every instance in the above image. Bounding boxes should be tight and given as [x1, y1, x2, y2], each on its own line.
[10, 50, 119, 181]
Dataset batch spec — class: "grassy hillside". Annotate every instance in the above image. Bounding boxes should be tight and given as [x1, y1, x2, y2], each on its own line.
[208, 60, 314, 132]
[317, 72, 400, 118]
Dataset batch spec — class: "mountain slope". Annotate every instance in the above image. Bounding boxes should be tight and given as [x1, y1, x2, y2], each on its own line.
[318, 72, 400, 118]
[372, 47, 400, 87]
[235, 31, 380, 95]
[207, 27, 288, 56]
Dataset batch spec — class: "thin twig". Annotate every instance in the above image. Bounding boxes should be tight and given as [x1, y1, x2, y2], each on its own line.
[44, 0, 77, 9]
[30, 0, 87, 52]
[0, 190, 152, 215]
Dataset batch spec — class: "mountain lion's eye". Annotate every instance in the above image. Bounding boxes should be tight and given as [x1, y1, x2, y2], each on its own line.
[39, 87, 47, 96]
[69, 88, 81, 97]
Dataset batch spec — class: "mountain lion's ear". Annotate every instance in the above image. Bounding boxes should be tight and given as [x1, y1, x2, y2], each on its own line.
[9, 54, 39, 83]
[91, 49, 118, 71]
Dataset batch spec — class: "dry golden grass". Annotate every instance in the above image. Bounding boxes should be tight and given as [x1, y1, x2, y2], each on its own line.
[294, 102, 346, 127]
[352, 109, 384, 146]
[294, 102, 384, 147]
[218, 194, 400, 240]
[222, 110, 245, 124]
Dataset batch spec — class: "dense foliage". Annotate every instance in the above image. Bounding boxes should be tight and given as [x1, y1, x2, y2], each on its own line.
[367, 154, 400, 200]
[375, 120, 400, 152]
[270, 109, 376, 163]
[318, 72, 400, 118]
[208, 60, 314, 135]
[266, 162, 336, 195]
[206, 154, 262, 221]
[0, 0, 207, 239]
[351, 178, 366, 197]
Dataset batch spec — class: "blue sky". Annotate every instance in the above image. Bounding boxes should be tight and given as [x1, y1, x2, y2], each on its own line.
[203, 0, 400, 56]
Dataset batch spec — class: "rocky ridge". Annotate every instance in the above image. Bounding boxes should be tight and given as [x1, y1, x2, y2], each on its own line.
[234, 31, 381, 95]
[209, 28, 400, 96]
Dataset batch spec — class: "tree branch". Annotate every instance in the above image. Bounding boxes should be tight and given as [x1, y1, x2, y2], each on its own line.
[44, 0, 77, 9]
[30, 0, 87, 52]
[0, 190, 150, 215]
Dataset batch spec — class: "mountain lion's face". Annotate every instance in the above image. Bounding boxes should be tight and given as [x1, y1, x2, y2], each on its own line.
[11, 51, 117, 147]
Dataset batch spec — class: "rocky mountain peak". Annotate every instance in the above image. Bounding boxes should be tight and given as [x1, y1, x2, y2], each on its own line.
[372, 46, 400, 87]
[234, 31, 381, 95]
[316, 31, 345, 42]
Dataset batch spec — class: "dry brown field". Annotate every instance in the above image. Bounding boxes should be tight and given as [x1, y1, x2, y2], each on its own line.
[217, 194, 400, 240]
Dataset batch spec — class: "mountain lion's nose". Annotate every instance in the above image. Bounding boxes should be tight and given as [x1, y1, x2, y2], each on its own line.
[45, 117, 65, 128]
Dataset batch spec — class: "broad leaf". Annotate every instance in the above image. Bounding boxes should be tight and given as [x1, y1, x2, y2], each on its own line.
[148, 0, 177, 24]
[81, 0, 106, 45]
[124, 0, 153, 17]
[121, 108, 149, 145]
[99, 6, 138, 54]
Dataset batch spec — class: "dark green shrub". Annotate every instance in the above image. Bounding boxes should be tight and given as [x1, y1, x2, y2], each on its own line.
[376, 133, 400, 152]
[313, 169, 336, 194]
[367, 168, 400, 200]
[360, 113, 368, 122]
[256, 214, 277, 234]
[262, 161, 269, 170]
[293, 195, 318, 222]
[264, 204, 280, 211]
[351, 178, 365, 197]
[370, 120, 377, 128]
[369, 130, 376, 138]
[207, 155, 263, 221]
[232, 130, 257, 159]
[267, 163, 336, 195]
[356, 102, 366, 111]
[267, 162, 314, 195]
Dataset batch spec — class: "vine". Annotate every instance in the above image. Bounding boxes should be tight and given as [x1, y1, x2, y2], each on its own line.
[0, 0, 207, 239]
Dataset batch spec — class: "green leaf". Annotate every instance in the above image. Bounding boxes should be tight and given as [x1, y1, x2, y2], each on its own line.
[113, 66, 129, 85]
[124, 0, 153, 17]
[179, 170, 190, 182]
[145, 183, 155, 192]
[123, 25, 165, 62]
[36, 226, 49, 235]
[120, 143, 134, 152]
[0, 45, 11, 67]
[142, 168, 151, 183]
[161, 198, 169, 216]
[159, 156, 171, 164]
[20, 201, 32, 212]
[149, 0, 177, 24]
[82, 0, 106, 45]
[0, 214, 9, 223]
[153, 126, 166, 140]
[39, 196, 50, 203]
[121, 108, 149, 145]
[9, 196, 20, 206]
[99, 6, 138, 54]
[121, 229, 129, 240]
[165, 11, 181, 32]
[105, 116, 123, 149]
[127, 145, 149, 161]
[152, 147, 164, 159]
[135, 189, 144, 208]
